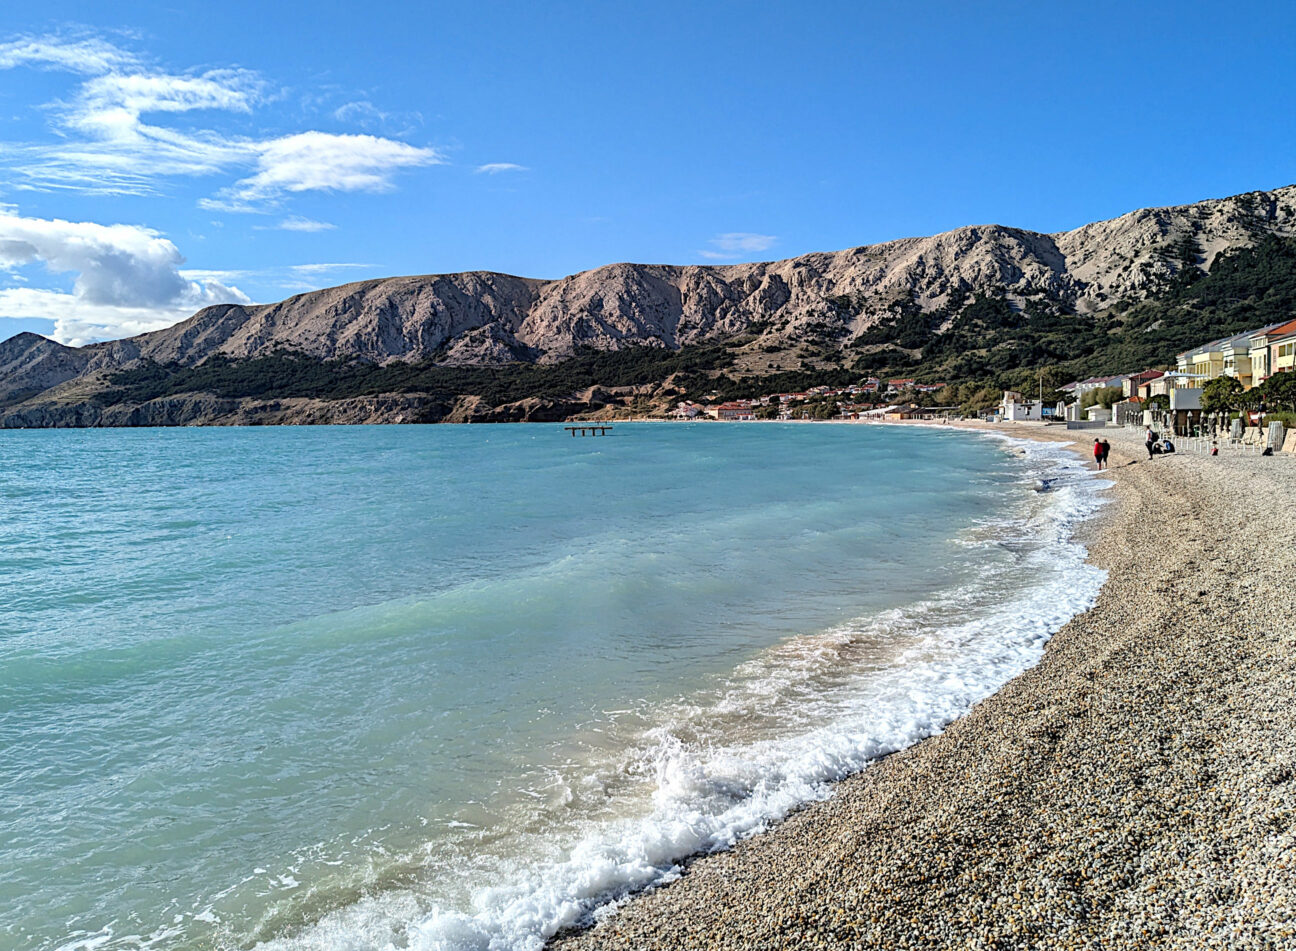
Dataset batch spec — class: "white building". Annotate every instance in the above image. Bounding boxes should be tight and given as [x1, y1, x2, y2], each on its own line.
[1000, 390, 1044, 421]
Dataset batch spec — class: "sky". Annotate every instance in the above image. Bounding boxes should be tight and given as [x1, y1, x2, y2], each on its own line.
[0, 0, 1293, 345]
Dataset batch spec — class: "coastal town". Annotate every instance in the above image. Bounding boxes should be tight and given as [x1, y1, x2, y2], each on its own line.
[673, 317, 1296, 452]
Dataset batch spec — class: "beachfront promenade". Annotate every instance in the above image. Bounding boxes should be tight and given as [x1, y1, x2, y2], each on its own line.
[555, 426, 1295, 950]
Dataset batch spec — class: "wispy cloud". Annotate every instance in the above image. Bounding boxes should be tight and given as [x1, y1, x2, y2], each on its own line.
[0, 32, 138, 74]
[475, 162, 528, 174]
[329, 99, 424, 136]
[270, 216, 337, 232]
[178, 267, 251, 283]
[697, 232, 777, 260]
[333, 100, 385, 125]
[0, 33, 441, 209]
[287, 262, 371, 275]
[0, 206, 249, 344]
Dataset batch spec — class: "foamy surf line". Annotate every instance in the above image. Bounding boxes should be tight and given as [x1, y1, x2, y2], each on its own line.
[256, 432, 1111, 951]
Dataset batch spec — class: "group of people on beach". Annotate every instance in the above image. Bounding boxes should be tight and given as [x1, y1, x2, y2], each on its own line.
[1094, 429, 1184, 470]
[1140, 432, 1181, 461]
[1143, 426, 1176, 459]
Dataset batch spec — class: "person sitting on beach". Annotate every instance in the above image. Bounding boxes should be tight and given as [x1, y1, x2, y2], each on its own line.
[1162, 438, 1175, 454]
[1210, 441, 1219, 456]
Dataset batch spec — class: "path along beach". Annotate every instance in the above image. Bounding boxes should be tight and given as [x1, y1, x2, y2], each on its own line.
[554, 422, 1296, 950]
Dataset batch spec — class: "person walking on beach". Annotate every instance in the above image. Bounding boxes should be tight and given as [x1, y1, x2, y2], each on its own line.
[1100, 438, 1111, 469]
[1093, 438, 1104, 470]
[1145, 426, 1156, 459]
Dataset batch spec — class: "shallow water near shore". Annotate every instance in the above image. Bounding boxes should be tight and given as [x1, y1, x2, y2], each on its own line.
[0, 422, 1106, 951]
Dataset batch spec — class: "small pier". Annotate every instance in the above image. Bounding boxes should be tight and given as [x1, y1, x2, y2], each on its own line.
[565, 424, 614, 437]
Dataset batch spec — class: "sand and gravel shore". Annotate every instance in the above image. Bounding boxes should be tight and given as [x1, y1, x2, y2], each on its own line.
[554, 423, 1296, 950]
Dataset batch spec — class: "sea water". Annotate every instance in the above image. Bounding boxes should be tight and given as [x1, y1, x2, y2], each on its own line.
[0, 422, 1107, 951]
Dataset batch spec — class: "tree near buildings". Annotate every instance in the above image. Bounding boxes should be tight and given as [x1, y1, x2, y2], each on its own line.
[1261, 371, 1296, 413]
[1080, 385, 1123, 410]
[1200, 376, 1244, 415]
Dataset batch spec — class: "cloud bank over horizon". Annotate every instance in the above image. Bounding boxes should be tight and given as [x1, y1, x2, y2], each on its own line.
[0, 206, 250, 345]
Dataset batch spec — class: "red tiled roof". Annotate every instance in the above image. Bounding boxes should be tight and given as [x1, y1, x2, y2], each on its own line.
[1262, 318, 1296, 340]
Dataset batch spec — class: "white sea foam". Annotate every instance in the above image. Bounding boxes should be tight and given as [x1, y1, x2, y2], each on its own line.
[255, 433, 1109, 951]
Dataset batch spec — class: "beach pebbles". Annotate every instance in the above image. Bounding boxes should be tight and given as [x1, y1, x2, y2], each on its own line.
[552, 427, 1296, 950]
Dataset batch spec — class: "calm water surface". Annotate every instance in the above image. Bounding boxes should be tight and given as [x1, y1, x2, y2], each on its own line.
[0, 423, 1105, 951]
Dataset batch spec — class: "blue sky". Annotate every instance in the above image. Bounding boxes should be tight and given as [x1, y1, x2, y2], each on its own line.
[1, 0, 1293, 344]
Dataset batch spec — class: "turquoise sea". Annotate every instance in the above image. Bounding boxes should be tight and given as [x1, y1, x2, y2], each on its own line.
[0, 423, 1106, 951]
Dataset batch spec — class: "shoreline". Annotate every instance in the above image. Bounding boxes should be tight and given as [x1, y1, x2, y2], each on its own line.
[552, 423, 1296, 949]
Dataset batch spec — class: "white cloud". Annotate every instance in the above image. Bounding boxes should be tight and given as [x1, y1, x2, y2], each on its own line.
[0, 33, 138, 74]
[0, 287, 234, 347]
[475, 162, 528, 174]
[273, 216, 337, 232]
[74, 69, 263, 124]
[0, 34, 440, 208]
[178, 267, 251, 282]
[0, 208, 250, 344]
[0, 37, 265, 194]
[215, 132, 442, 207]
[288, 262, 371, 275]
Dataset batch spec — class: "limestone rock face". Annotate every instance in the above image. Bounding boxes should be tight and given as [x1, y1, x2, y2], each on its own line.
[2, 184, 1294, 424]
[85, 273, 545, 368]
[0, 333, 91, 404]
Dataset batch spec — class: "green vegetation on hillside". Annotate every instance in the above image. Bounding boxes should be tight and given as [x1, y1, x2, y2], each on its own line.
[838, 234, 1296, 383]
[103, 344, 734, 406]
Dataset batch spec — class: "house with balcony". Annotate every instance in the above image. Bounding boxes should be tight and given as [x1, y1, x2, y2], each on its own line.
[1147, 371, 1207, 394]
[1247, 318, 1296, 384]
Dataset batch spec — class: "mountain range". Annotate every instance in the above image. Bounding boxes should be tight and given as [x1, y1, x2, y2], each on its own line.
[3, 184, 1294, 426]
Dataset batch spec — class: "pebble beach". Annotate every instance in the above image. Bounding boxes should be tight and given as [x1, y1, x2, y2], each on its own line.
[553, 423, 1296, 950]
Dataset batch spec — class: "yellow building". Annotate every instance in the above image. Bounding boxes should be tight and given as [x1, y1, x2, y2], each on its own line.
[1248, 319, 1296, 384]
[1177, 340, 1225, 381]
[1274, 331, 1296, 376]
[1178, 321, 1294, 389]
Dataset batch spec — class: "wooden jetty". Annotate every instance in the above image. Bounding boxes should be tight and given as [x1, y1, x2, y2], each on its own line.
[565, 424, 614, 437]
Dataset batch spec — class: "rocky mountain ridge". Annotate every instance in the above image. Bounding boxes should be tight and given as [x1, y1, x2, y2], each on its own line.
[3, 184, 1294, 426]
